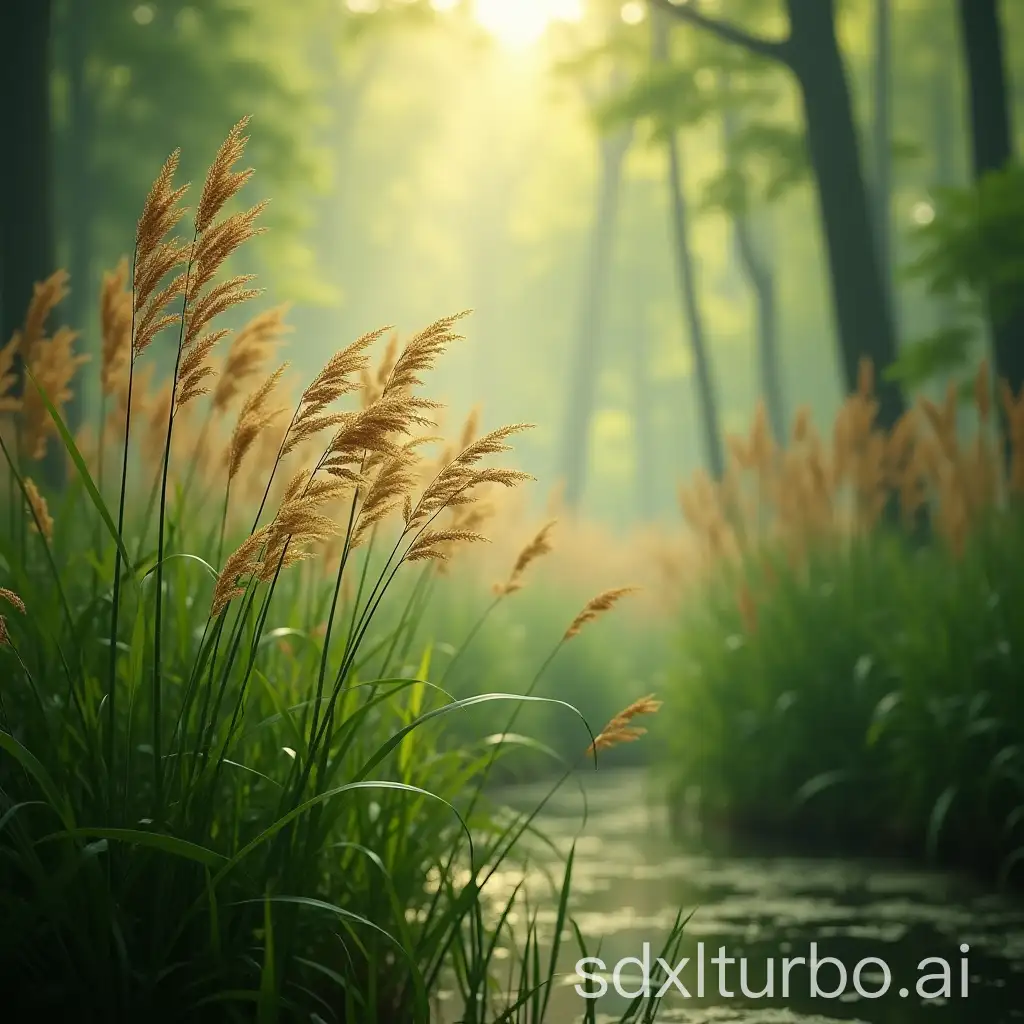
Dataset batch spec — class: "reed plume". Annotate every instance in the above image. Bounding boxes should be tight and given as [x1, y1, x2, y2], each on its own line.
[213, 305, 290, 414]
[0, 587, 25, 647]
[227, 365, 289, 482]
[282, 328, 390, 457]
[100, 258, 133, 397]
[587, 694, 662, 755]
[564, 586, 638, 642]
[211, 525, 271, 617]
[494, 520, 556, 596]
[23, 478, 53, 542]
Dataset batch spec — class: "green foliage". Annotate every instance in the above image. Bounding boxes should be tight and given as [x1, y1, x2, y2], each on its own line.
[908, 163, 1024, 325]
[662, 518, 1024, 886]
[883, 324, 976, 390]
[0, 127, 682, 1022]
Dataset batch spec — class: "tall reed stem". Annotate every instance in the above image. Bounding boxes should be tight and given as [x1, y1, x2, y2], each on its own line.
[152, 228, 198, 818]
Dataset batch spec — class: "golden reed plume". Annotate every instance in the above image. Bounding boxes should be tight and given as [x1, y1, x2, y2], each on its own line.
[588, 695, 662, 755]
[675, 355, 1024, 628]
[23, 478, 53, 543]
[0, 587, 25, 647]
[564, 586, 638, 642]
[494, 519, 557, 596]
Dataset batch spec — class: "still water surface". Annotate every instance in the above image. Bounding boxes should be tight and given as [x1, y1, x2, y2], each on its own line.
[444, 768, 1024, 1023]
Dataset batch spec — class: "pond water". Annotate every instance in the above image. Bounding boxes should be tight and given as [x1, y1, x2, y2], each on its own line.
[444, 767, 1024, 1023]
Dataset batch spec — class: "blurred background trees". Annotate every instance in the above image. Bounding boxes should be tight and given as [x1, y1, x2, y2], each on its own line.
[1, 0, 1021, 522]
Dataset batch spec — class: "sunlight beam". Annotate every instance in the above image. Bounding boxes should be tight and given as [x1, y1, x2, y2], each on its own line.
[473, 0, 583, 51]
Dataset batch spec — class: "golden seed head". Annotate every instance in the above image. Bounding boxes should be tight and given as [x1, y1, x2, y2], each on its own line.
[564, 586, 639, 642]
[494, 519, 556, 596]
[587, 694, 662, 755]
[23, 478, 53, 542]
[100, 258, 133, 396]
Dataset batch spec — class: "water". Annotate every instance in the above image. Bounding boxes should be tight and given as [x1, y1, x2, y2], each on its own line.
[443, 767, 1024, 1023]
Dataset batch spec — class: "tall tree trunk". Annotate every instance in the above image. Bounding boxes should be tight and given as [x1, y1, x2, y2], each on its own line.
[654, 12, 724, 479]
[629, 299, 657, 520]
[62, 0, 94, 437]
[735, 214, 783, 441]
[931, 46, 960, 336]
[654, 0, 904, 428]
[720, 73, 785, 443]
[1, 0, 56, 367]
[560, 127, 630, 510]
[872, 0, 893, 291]
[956, 0, 1023, 396]
[786, 0, 903, 427]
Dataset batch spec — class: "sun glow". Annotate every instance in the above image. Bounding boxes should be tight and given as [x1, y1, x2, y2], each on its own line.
[473, 0, 583, 50]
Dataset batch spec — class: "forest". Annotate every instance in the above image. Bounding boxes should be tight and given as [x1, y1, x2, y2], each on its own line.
[1, 0, 1023, 1021]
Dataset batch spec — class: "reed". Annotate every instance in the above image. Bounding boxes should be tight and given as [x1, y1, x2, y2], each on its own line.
[0, 121, 680, 1022]
[664, 359, 1024, 885]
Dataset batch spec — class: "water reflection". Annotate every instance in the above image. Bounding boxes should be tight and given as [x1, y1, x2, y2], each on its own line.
[456, 768, 1024, 1023]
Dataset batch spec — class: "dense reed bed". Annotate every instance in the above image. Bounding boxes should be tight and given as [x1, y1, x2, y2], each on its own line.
[664, 360, 1024, 885]
[0, 121, 683, 1022]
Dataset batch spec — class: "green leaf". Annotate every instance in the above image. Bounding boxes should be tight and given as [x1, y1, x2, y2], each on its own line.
[25, 368, 136, 579]
[42, 827, 224, 867]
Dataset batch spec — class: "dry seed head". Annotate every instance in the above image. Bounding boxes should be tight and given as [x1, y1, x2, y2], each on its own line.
[135, 150, 189, 276]
[0, 588, 25, 615]
[0, 335, 21, 413]
[23, 478, 53, 543]
[587, 694, 662, 755]
[190, 203, 268, 299]
[133, 265, 188, 354]
[361, 331, 400, 407]
[228, 363, 288, 481]
[212, 525, 270, 617]
[185, 275, 260, 349]
[352, 446, 422, 547]
[286, 327, 390, 452]
[22, 325, 89, 461]
[176, 328, 231, 409]
[563, 586, 639, 642]
[213, 304, 290, 413]
[495, 519, 556, 596]
[404, 528, 489, 564]
[100, 258, 133, 396]
[16, 270, 71, 367]
[411, 423, 534, 524]
[382, 312, 469, 397]
[196, 116, 254, 234]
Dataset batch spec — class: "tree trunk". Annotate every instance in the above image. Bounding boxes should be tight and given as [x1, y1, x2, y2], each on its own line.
[872, 0, 892, 291]
[1, 0, 55, 367]
[654, 12, 724, 479]
[61, 0, 94, 437]
[656, 0, 904, 426]
[956, 0, 1024, 396]
[560, 127, 630, 510]
[629, 300, 657, 520]
[786, 0, 904, 428]
[720, 75, 785, 444]
[735, 213, 783, 442]
[931, 47, 960, 336]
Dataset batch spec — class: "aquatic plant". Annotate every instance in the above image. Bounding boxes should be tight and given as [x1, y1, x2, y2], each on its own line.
[0, 118, 681, 1022]
[664, 359, 1024, 886]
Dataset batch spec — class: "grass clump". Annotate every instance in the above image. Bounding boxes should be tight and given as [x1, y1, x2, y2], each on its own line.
[0, 119, 682, 1023]
[664, 359, 1024, 886]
